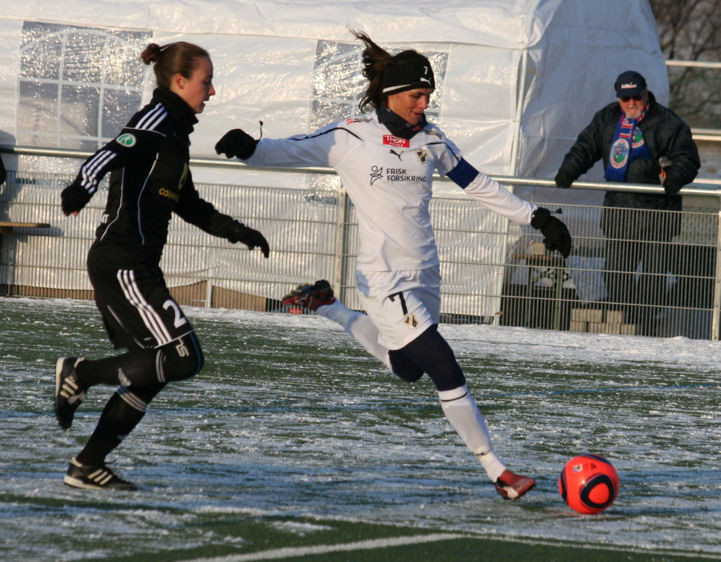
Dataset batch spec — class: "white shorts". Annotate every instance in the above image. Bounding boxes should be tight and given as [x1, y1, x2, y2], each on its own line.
[355, 267, 441, 350]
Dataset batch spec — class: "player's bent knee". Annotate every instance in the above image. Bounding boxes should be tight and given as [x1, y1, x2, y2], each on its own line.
[159, 333, 204, 382]
[397, 325, 465, 391]
[388, 349, 424, 382]
[426, 363, 465, 391]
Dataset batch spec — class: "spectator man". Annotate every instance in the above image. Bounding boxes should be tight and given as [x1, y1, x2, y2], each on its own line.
[554, 70, 700, 335]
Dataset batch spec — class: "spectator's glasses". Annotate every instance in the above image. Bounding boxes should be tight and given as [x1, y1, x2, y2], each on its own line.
[620, 95, 643, 102]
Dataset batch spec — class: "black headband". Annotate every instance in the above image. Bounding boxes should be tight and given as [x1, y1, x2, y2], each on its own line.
[381, 51, 435, 95]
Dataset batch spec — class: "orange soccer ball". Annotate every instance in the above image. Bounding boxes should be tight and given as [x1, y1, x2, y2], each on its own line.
[558, 454, 619, 514]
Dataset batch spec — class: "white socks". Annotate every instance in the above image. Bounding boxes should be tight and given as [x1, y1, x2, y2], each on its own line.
[317, 300, 392, 371]
[316, 298, 355, 326]
[318, 301, 505, 482]
[438, 384, 506, 482]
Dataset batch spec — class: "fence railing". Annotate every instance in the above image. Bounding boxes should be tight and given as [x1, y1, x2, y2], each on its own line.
[2, 155, 720, 339]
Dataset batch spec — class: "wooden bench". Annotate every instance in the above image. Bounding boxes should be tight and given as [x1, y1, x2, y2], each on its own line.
[0, 221, 51, 233]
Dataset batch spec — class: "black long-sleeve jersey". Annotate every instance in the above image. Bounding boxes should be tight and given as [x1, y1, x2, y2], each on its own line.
[70, 87, 240, 267]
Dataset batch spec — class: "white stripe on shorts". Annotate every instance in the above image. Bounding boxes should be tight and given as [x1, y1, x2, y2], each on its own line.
[116, 269, 173, 345]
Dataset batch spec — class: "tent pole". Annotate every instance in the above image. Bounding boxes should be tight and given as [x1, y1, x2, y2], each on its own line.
[509, 48, 528, 178]
[493, 48, 529, 326]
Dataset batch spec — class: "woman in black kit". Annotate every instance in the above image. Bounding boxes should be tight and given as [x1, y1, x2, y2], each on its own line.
[55, 41, 269, 490]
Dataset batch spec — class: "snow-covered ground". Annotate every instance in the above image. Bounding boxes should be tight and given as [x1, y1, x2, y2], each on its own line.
[1, 297, 720, 560]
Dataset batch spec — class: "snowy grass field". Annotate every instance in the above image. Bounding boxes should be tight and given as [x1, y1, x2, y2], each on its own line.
[1, 296, 720, 561]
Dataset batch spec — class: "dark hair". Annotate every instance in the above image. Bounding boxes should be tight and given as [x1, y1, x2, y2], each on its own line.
[350, 29, 433, 113]
[350, 29, 392, 112]
[140, 42, 210, 89]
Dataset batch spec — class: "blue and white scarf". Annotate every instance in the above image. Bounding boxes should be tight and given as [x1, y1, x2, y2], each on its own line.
[604, 109, 651, 182]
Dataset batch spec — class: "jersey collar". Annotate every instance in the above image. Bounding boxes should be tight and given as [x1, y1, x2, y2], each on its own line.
[152, 87, 198, 138]
[376, 105, 427, 140]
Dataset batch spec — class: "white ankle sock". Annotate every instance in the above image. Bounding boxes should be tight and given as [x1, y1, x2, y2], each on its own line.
[438, 384, 506, 482]
[316, 299, 354, 325]
[317, 300, 392, 371]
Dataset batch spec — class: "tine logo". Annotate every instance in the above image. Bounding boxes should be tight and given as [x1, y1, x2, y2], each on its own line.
[383, 134, 409, 148]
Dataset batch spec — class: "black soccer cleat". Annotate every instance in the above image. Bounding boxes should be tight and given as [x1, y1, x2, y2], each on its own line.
[494, 469, 536, 500]
[63, 457, 137, 491]
[54, 357, 87, 430]
[281, 279, 336, 311]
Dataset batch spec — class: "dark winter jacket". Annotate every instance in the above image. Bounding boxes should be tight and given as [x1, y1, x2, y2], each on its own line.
[66, 87, 242, 267]
[556, 91, 700, 211]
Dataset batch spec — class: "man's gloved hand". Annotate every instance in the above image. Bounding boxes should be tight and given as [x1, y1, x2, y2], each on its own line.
[530, 207, 572, 258]
[61, 181, 91, 216]
[663, 176, 682, 195]
[554, 170, 573, 188]
[215, 129, 257, 160]
[229, 221, 269, 258]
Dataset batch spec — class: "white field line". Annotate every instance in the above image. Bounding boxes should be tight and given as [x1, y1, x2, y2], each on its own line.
[190, 532, 721, 562]
[190, 533, 468, 561]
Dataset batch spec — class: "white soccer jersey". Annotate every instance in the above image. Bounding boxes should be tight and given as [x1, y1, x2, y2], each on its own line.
[246, 112, 536, 271]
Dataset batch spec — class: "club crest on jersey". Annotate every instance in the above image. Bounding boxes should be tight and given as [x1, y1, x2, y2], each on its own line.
[403, 314, 419, 328]
[383, 134, 410, 148]
[416, 149, 428, 163]
[115, 133, 136, 148]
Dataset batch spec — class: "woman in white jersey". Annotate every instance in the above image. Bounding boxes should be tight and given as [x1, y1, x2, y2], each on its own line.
[216, 30, 571, 500]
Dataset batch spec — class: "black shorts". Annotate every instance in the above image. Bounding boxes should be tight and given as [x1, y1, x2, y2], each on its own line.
[88, 262, 195, 351]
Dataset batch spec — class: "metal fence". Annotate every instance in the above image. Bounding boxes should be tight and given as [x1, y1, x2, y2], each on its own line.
[1, 166, 720, 340]
[503, 201, 717, 340]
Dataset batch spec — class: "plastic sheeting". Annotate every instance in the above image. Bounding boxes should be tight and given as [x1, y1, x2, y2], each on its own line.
[4, 0, 562, 49]
[0, 1, 668, 315]
[1, 0, 666, 182]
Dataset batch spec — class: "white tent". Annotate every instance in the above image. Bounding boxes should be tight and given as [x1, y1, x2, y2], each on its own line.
[1, 0, 667, 183]
[0, 0, 667, 314]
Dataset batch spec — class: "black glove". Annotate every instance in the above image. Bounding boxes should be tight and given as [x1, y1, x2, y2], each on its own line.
[215, 129, 257, 159]
[229, 221, 269, 258]
[663, 177, 682, 195]
[530, 207, 572, 258]
[61, 180, 91, 216]
[554, 170, 573, 188]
